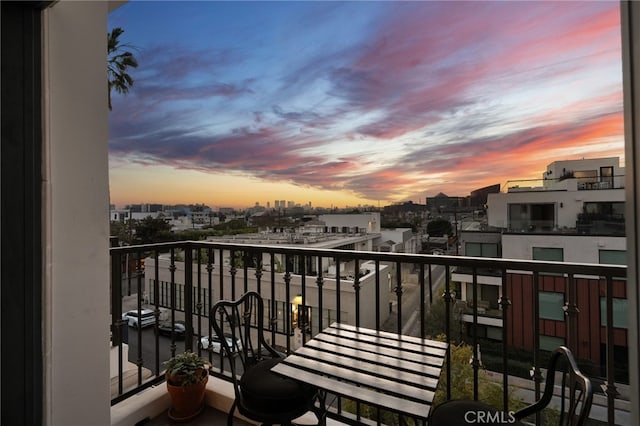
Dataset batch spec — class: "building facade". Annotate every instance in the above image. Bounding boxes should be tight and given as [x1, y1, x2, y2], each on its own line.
[454, 157, 627, 369]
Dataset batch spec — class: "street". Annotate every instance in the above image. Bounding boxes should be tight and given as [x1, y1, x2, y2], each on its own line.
[123, 326, 233, 376]
[383, 264, 446, 336]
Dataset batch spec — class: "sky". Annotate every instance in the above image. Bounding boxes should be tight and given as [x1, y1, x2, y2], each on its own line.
[108, 1, 624, 210]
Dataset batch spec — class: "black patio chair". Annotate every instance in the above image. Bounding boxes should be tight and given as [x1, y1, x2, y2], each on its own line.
[514, 346, 593, 425]
[210, 291, 319, 426]
[429, 346, 593, 426]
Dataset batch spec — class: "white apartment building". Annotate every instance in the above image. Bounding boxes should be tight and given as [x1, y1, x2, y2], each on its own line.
[454, 157, 627, 336]
[488, 157, 624, 234]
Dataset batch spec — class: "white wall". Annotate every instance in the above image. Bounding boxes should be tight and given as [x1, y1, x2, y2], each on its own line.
[144, 256, 390, 330]
[488, 188, 625, 229]
[544, 157, 624, 188]
[319, 212, 381, 233]
[501, 234, 626, 263]
[43, 1, 111, 424]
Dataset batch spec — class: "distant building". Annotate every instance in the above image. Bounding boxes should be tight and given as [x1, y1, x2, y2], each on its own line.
[110, 209, 130, 222]
[427, 193, 467, 212]
[382, 201, 428, 219]
[469, 184, 500, 209]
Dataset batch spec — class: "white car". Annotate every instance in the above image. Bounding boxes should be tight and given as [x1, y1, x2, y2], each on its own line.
[199, 335, 242, 354]
[122, 309, 156, 328]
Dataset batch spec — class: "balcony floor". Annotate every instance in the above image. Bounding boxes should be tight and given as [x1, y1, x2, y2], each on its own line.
[146, 405, 252, 425]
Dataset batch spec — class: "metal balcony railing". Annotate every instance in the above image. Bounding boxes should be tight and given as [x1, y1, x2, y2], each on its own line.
[110, 240, 628, 425]
[504, 175, 625, 193]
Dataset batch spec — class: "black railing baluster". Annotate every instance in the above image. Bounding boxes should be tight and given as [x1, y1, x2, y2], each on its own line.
[419, 263, 425, 338]
[301, 254, 307, 341]
[270, 253, 277, 344]
[395, 262, 403, 334]
[169, 248, 177, 358]
[499, 267, 510, 412]
[218, 249, 224, 301]
[317, 257, 324, 334]
[153, 251, 160, 375]
[472, 267, 479, 401]
[565, 272, 579, 353]
[336, 256, 341, 323]
[605, 274, 619, 425]
[444, 264, 452, 401]
[284, 254, 292, 353]
[375, 259, 381, 331]
[135, 249, 144, 385]
[354, 258, 361, 327]
[255, 251, 263, 295]
[110, 249, 124, 396]
[243, 250, 249, 294]
[196, 248, 203, 348]
[203, 247, 213, 358]
[230, 249, 237, 300]
[532, 271, 542, 426]
[184, 245, 193, 351]
[428, 263, 433, 305]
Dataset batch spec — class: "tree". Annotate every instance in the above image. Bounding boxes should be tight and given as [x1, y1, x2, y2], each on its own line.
[427, 218, 452, 237]
[107, 27, 138, 110]
[133, 216, 173, 244]
[423, 294, 464, 342]
[110, 219, 133, 245]
[432, 338, 526, 413]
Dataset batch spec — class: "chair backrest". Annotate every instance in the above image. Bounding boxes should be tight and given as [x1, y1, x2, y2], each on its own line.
[209, 292, 281, 391]
[514, 346, 593, 426]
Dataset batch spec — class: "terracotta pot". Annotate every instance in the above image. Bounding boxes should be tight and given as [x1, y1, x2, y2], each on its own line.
[166, 370, 208, 422]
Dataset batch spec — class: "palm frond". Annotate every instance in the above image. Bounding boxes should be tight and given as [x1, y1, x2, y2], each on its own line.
[107, 27, 139, 110]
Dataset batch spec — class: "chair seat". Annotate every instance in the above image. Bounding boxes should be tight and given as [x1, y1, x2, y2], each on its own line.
[429, 400, 524, 426]
[240, 358, 316, 417]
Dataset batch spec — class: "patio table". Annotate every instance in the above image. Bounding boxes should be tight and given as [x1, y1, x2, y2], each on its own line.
[271, 322, 448, 425]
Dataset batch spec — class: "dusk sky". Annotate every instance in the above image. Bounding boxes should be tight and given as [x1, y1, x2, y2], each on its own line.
[108, 1, 624, 210]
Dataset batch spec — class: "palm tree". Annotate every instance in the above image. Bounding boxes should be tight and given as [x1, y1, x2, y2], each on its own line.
[107, 27, 138, 110]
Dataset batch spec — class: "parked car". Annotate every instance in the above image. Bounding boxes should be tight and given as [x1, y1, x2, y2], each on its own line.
[158, 321, 188, 339]
[122, 309, 156, 328]
[198, 334, 242, 354]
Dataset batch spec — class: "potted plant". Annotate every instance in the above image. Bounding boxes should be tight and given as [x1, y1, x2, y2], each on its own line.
[164, 351, 211, 422]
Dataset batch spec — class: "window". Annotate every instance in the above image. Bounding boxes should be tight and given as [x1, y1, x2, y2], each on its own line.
[580, 202, 625, 234]
[539, 291, 565, 320]
[599, 250, 627, 265]
[465, 242, 498, 257]
[600, 297, 628, 329]
[540, 335, 565, 352]
[574, 169, 597, 182]
[533, 247, 563, 261]
[600, 166, 614, 187]
[508, 203, 555, 231]
[486, 326, 502, 341]
[583, 201, 625, 217]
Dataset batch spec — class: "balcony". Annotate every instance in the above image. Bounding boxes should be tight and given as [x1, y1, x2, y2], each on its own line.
[110, 241, 630, 425]
[504, 176, 625, 193]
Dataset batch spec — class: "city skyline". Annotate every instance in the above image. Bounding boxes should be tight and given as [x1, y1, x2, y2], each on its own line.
[108, 1, 624, 210]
